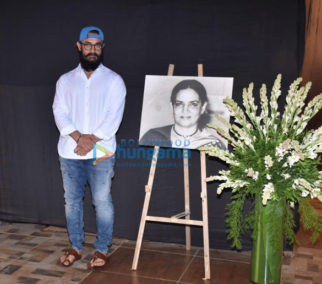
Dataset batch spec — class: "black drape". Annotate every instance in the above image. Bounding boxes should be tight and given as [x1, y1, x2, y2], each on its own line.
[0, 0, 305, 250]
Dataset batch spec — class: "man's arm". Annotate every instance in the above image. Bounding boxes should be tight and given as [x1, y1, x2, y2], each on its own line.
[53, 78, 96, 156]
[92, 76, 126, 142]
[53, 78, 77, 136]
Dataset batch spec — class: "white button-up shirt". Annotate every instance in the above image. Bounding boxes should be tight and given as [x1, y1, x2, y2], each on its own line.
[53, 64, 126, 159]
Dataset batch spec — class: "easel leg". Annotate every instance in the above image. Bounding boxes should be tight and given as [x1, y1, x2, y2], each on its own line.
[201, 150, 211, 279]
[198, 63, 210, 279]
[132, 146, 160, 270]
[133, 64, 174, 270]
[183, 150, 191, 251]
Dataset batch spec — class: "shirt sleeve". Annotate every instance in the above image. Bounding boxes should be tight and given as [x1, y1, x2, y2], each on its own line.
[52, 77, 77, 136]
[93, 75, 126, 140]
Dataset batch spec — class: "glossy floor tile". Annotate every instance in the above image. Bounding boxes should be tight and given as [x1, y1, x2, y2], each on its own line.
[0, 198, 321, 284]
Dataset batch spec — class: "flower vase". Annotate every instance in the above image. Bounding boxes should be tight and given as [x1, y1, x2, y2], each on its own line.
[251, 197, 285, 284]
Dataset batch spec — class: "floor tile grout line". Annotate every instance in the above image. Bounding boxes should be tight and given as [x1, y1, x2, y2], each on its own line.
[122, 246, 197, 257]
[119, 245, 251, 264]
[108, 239, 126, 257]
[87, 269, 179, 283]
[79, 269, 96, 283]
[206, 257, 250, 265]
[176, 248, 200, 284]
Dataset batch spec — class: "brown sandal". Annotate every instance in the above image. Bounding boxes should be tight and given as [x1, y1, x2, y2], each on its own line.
[87, 251, 109, 270]
[58, 248, 81, 267]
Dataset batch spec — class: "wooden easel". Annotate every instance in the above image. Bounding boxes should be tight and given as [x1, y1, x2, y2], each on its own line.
[131, 64, 211, 280]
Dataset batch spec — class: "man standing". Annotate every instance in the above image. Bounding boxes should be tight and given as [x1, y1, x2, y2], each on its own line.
[53, 26, 126, 269]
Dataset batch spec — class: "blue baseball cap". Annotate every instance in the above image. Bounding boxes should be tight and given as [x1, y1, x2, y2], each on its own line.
[79, 26, 104, 41]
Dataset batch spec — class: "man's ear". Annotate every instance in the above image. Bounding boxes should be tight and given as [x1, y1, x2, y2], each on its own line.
[76, 41, 81, 51]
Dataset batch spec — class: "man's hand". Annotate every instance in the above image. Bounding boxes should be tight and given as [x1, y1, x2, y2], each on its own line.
[73, 134, 102, 156]
[74, 145, 88, 156]
[90, 134, 101, 143]
[77, 134, 95, 152]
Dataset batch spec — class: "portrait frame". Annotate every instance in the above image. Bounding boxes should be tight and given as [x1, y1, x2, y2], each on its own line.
[139, 75, 234, 150]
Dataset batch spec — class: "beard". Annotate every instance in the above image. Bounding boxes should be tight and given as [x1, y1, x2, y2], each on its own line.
[79, 51, 103, 72]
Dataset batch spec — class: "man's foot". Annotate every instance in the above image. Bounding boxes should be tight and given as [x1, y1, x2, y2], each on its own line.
[87, 251, 109, 270]
[58, 248, 81, 267]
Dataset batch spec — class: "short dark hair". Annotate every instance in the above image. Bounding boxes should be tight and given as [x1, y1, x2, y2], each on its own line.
[88, 30, 99, 35]
[170, 79, 208, 105]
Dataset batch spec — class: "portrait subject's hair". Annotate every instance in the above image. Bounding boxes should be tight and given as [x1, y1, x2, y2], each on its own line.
[170, 80, 207, 105]
[170, 79, 212, 129]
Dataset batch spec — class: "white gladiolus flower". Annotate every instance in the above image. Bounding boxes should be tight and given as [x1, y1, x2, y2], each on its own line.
[246, 168, 259, 180]
[264, 155, 273, 169]
[287, 151, 300, 167]
[262, 183, 275, 205]
[296, 128, 304, 135]
[216, 180, 249, 195]
[291, 140, 300, 151]
[301, 190, 309, 197]
[276, 139, 292, 161]
[266, 174, 271, 180]
[244, 136, 252, 146]
[311, 188, 321, 198]
[246, 168, 254, 176]
[293, 178, 318, 199]
[282, 173, 291, 179]
[271, 102, 278, 110]
[308, 152, 317, 159]
[253, 171, 259, 180]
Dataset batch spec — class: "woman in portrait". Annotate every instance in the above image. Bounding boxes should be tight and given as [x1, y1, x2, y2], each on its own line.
[140, 79, 226, 149]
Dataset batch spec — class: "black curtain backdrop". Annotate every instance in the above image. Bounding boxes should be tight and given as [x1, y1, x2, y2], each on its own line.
[0, 0, 305, 250]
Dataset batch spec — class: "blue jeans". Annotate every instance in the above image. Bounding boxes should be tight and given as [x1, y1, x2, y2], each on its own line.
[59, 156, 115, 254]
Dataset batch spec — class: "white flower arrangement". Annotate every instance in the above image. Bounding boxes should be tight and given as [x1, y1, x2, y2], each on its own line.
[200, 75, 322, 248]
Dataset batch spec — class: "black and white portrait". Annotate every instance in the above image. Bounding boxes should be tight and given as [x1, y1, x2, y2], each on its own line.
[139, 75, 233, 149]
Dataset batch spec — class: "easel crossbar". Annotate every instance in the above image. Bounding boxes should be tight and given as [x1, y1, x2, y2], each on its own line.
[171, 211, 190, 219]
[146, 216, 203, 226]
